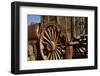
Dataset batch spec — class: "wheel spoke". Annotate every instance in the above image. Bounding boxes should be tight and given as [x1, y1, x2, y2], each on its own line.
[44, 30, 50, 40]
[61, 45, 66, 48]
[79, 48, 84, 53]
[54, 52, 58, 60]
[57, 46, 62, 50]
[80, 47, 86, 52]
[52, 53, 55, 60]
[51, 26, 54, 36]
[50, 53, 53, 60]
[56, 43, 61, 46]
[77, 48, 83, 55]
[47, 53, 51, 59]
[41, 40, 49, 45]
[56, 33, 60, 41]
[47, 28, 52, 38]
[55, 50, 60, 59]
[56, 48, 62, 55]
[77, 49, 81, 55]
[54, 26, 57, 39]
[43, 34, 51, 43]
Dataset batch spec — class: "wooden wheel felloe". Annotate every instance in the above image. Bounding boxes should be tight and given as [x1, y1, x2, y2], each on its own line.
[40, 24, 66, 60]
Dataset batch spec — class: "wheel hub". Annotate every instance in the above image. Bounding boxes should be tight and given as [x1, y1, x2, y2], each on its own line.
[51, 41, 56, 50]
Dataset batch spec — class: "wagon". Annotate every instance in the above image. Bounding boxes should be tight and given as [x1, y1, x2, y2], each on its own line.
[28, 17, 88, 61]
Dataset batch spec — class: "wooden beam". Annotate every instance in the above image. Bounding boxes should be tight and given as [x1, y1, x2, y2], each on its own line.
[64, 32, 73, 59]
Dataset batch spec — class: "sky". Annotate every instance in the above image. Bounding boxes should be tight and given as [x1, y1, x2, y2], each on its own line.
[28, 15, 41, 25]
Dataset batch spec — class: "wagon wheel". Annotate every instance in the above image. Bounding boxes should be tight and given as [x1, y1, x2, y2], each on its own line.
[72, 35, 88, 58]
[40, 24, 66, 60]
[72, 17, 88, 58]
